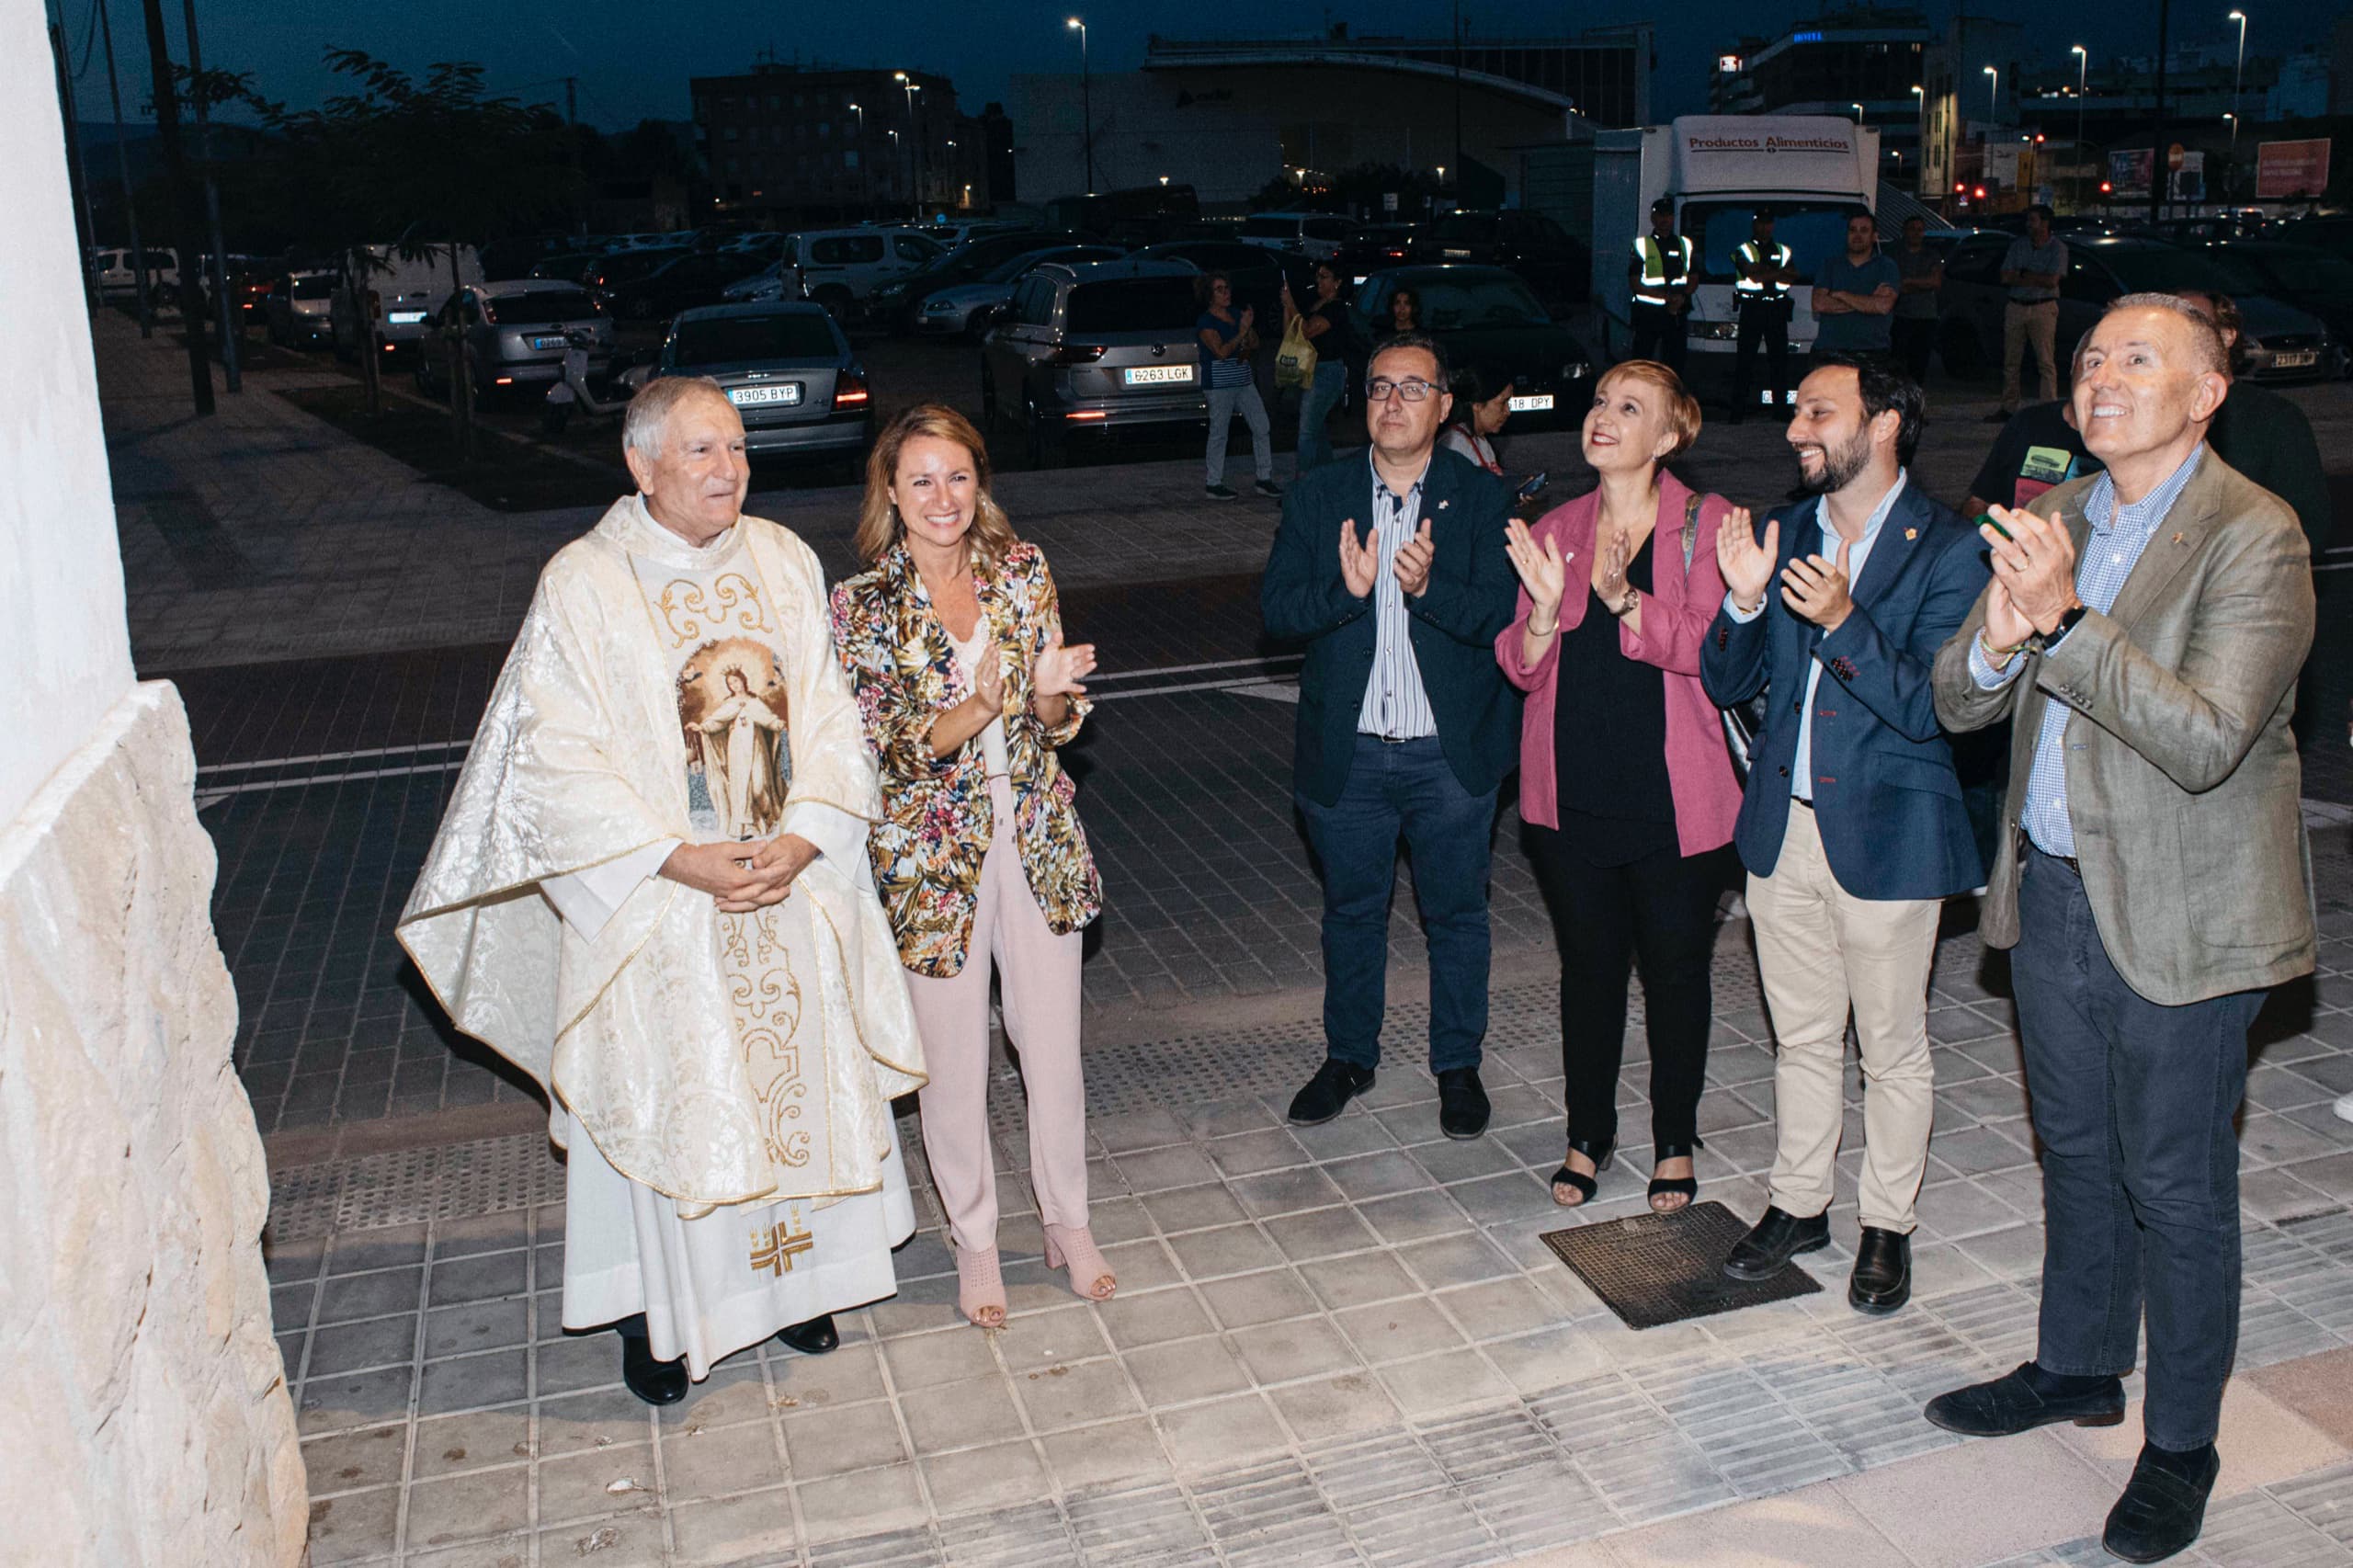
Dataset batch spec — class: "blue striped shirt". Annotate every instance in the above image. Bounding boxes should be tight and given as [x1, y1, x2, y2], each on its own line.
[1356, 454, 1438, 740]
[1969, 444, 2207, 858]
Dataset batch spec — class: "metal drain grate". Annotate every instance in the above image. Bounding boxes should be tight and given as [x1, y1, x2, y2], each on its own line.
[267, 1131, 567, 1243]
[1540, 1200, 1823, 1330]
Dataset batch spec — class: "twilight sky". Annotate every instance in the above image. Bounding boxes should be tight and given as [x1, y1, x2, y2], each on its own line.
[58, 0, 2323, 133]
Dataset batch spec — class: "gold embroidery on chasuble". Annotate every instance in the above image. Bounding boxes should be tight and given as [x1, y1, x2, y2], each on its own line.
[750, 1206, 815, 1276]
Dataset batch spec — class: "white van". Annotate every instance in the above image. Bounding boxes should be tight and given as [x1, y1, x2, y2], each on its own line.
[1236, 211, 1355, 261]
[330, 242, 484, 362]
[786, 227, 944, 317]
[92, 246, 178, 302]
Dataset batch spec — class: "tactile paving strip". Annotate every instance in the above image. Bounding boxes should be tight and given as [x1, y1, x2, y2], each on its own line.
[1540, 1200, 1823, 1331]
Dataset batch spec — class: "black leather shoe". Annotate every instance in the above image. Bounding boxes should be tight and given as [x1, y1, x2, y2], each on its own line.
[617, 1320, 688, 1405]
[2104, 1443, 2221, 1563]
[774, 1313, 839, 1356]
[1847, 1226, 1912, 1314]
[1437, 1067, 1490, 1140]
[1288, 1058, 1376, 1125]
[1922, 1361, 2127, 1437]
[1722, 1206, 1831, 1281]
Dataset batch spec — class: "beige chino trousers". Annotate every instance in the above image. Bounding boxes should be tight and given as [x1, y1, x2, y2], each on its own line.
[2000, 299, 2060, 412]
[1746, 803, 1940, 1233]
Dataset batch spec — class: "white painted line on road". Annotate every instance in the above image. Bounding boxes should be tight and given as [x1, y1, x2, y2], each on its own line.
[2315, 562, 2353, 573]
[1089, 653, 1302, 683]
[196, 758, 470, 805]
[1092, 674, 1301, 702]
[199, 738, 472, 775]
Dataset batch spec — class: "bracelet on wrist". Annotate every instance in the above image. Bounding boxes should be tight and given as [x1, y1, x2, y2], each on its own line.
[1528, 610, 1559, 636]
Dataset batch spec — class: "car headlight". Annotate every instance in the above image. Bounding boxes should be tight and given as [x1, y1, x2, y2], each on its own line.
[923, 300, 958, 313]
[1691, 320, 1736, 341]
[1562, 360, 1592, 381]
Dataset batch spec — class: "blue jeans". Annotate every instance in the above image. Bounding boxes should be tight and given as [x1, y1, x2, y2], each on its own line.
[1294, 361, 1347, 478]
[2012, 845, 2266, 1449]
[1296, 734, 1496, 1074]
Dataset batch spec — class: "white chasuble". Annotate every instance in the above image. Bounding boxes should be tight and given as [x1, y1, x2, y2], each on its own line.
[398, 496, 927, 1378]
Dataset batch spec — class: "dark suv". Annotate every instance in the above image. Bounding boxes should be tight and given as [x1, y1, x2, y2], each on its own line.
[1411, 211, 1587, 304]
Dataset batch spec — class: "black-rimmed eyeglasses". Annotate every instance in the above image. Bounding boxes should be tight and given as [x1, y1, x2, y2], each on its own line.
[1364, 377, 1442, 403]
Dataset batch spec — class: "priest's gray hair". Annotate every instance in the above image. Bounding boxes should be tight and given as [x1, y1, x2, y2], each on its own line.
[623, 374, 732, 458]
[2102, 294, 2230, 376]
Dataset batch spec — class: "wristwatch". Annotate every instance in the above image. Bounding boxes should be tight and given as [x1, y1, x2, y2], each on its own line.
[2040, 602, 2089, 653]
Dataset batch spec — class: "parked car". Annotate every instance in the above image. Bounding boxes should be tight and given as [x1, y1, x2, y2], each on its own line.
[265, 269, 336, 347]
[597, 250, 771, 321]
[1236, 210, 1356, 261]
[2278, 215, 2353, 263]
[785, 226, 945, 319]
[1409, 210, 1588, 305]
[331, 243, 483, 363]
[1129, 238, 1298, 325]
[867, 229, 1073, 329]
[2197, 241, 2353, 378]
[415, 279, 614, 401]
[1347, 264, 1597, 426]
[918, 244, 1128, 336]
[1938, 233, 2336, 384]
[93, 245, 178, 302]
[530, 251, 602, 285]
[654, 302, 871, 466]
[980, 259, 1210, 464]
[1330, 224, 1421, 288]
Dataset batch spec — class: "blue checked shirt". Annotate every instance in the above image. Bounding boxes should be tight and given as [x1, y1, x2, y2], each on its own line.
[1722, 470, 1907, 801]
[1356, 453, 1439, 740]
[1969, 445, 2207, 857]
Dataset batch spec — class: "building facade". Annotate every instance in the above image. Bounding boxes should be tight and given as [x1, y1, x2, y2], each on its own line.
[1711, 8, 1929, 184]
[688, 64, 991, 222]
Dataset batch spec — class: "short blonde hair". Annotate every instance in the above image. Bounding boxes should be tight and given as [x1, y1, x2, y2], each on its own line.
[854, 404, 1020, 567]
[1597, 359, 1702, 462]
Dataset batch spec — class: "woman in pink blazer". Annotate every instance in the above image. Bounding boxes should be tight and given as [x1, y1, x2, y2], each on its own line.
[1497, 360, 1747, 1214]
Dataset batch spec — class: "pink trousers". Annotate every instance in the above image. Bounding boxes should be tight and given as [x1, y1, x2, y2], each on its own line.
[903, 775, 1089, 1254]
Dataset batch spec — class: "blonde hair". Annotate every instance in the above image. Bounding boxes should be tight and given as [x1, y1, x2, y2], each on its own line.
[1596, 359, 1702, 463]
[854, 404, 1020, 567]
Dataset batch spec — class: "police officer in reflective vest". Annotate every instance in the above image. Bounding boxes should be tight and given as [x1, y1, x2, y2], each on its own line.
[1732, 209, 1802, 423]
[1628, 197, 1693, 370]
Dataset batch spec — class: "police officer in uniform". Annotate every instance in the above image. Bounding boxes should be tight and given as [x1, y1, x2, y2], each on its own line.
[1732, 209, 1801, 424]
[1628, 197, 1693, 371]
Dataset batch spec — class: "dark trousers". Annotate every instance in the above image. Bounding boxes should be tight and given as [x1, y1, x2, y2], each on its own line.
[1298, 734, 1496, 1074]
[1629, 302, 1687, 373]
[1891, 316, 1937, 385]
[2012, 846, 2266, 1450]
[1733, 298, 1790, 416]
[1526, 826, 1720, 1149]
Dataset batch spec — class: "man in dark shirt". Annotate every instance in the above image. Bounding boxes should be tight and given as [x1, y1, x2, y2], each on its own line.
[2174, 291, 2332, 555]
[1810, 212, 1900, 356]
[1963, 398, 2103, 517]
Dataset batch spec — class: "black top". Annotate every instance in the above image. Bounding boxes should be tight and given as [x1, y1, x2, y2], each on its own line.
[1970, 400, 2102, 511]
[1310, 297, 1364, 377]
[2211, 381, 2333, 555]
[1552, 534, 1677, 865]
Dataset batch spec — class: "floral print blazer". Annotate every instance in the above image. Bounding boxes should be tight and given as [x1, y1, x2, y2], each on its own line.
[830, 540, 1102, 978]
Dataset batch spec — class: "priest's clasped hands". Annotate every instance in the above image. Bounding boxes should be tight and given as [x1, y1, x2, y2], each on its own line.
[663, 835, 820, 914]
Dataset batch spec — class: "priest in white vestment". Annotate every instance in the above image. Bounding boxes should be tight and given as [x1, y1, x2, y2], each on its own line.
[397, 377, 926, 1403]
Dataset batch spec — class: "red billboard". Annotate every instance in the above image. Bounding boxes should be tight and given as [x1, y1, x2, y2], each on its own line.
[2256, 140, 2332, 200]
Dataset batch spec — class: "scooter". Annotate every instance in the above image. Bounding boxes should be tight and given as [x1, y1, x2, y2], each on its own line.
[541, 329, 633, 435]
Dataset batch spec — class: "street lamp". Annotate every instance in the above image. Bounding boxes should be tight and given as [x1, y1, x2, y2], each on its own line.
[895, 73, 922, 216]
[1984, 63, 1999, 123]
[2071, 46, 2088, 210]
[1066, 17, 1093, 195]
[1852, 101, 1865, 124]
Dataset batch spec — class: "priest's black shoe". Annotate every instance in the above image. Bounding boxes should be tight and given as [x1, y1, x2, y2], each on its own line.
[774, 1313, 839, 1356]
[1847, 1225, 1912, 1314]
[1922, 1361, 2126, 1437]
[1288, 1058, 1375, 1125]
[1722, 1206, 1830, 1281]
[1437, 1067, 1490, 1140]
[616, 1318, 688, 1405]
[2103, 1442, 2221, 1563]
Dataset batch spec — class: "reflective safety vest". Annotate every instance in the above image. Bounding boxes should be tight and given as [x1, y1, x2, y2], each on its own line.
[1633, 233, 1694, 296]
[1734, 240, 1794, 298]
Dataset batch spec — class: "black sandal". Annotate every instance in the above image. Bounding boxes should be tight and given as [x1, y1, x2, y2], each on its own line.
[1550, 1136, 1616, 1207]
[1648, 1141, 1701, 1210]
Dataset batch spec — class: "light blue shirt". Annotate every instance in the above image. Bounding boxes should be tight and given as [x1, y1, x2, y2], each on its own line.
[1356, 452, 1438, 740]
[1968, 445, 2205, 858]
[1723, 471, 1907, 801]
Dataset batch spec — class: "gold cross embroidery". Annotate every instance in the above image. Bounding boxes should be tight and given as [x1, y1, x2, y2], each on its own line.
[750, 1218, 813, 1278]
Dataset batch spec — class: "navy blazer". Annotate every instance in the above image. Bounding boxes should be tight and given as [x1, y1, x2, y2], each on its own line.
[1262, 449, 1521, 806]
[1699, 479, 1988, 901]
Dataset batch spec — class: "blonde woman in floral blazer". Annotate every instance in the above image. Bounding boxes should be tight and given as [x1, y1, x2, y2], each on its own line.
[830, 404, 1106, 1329]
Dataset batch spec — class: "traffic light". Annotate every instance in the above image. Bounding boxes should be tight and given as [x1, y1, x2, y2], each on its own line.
[1973, 186, 1988, 199]
[2099, 180, 2113, 194]
[1954, 181, 1966, 192]
[2034, 133, 2046, 143]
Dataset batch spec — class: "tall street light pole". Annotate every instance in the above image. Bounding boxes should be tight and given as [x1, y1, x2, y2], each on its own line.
[2072, 45, 2088, 210]
[1066, 18, 1092, 195]
[2150, 0, 2170, 225]
[138, 0, 213, 415]
[848, 101, 870, 215]
[894, 72, 922, 219]
[1984, 63, 1999, 124]
[2228, 8, 2246, 196]
[96, 0, 154, 336]
[183, 0, 239, 392]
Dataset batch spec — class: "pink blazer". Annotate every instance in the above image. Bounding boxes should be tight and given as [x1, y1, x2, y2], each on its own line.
[1495, 472, 1743, 857]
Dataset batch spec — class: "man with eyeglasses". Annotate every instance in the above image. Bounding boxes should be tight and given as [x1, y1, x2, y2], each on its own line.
[1262, 333, 1521, 1141]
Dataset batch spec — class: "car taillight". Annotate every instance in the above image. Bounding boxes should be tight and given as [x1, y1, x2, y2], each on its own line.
[1051, 344, 1106, 365]
[480, 301, 500, 324]
[835, 370, 870, 407]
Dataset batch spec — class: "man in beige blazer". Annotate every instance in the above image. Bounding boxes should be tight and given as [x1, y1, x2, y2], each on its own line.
[1924, 294, 2315, 1565]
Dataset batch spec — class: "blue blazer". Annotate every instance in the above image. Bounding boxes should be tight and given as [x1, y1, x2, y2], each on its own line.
[1262, 449, 1521, 806]
[1699, 481, 1987, 901]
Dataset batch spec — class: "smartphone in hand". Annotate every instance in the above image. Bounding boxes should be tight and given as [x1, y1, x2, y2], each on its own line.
[1517, 472, 1550, 501]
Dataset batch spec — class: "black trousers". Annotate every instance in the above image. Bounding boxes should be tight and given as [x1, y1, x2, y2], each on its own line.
[1527, 825, 1721, 1150]
[1890, 316, 1937, 385]
[1629, 302, 1687, 373]
[1733, 298, 1790, 415]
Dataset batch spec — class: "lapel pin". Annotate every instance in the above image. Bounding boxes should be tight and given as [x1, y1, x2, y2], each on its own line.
[2172, 531, 2186, 545]
[1904, 527, 1917, 540]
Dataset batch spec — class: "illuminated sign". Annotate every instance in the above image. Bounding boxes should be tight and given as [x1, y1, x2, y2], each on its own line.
[1718, 55, 1744, 73]
[1791, 30, 1824, 42]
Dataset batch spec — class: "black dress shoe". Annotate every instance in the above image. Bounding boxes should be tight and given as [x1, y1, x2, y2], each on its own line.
[1722, 1206, 1831, 1281]
[774, 1313, 839, 1355]
[1922, 1361, 2127, 1437]
[1847, 1225, 1912, 1314]
[617, 1319, 688, 1405]
[1437, 1067, 1490, 1139]
[1288, 1058, 1375, 1125]
[2104, 1442, 2221, 1563]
